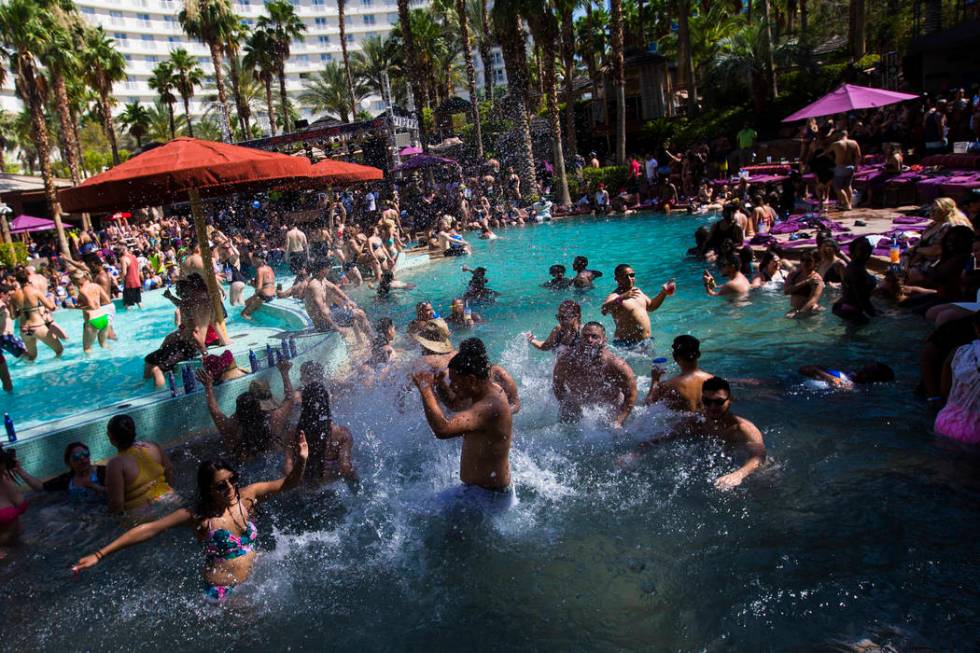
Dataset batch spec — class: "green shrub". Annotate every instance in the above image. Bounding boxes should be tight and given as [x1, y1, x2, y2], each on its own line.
[581, 165, 629, 192]
[0, 241, 28, 268]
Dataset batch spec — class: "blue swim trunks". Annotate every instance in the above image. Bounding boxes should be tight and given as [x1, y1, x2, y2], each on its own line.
[436, 483, 518, 515]
[0, 334, 26, 358]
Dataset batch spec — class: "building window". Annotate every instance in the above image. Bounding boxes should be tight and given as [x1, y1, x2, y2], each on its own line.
[198, 57, 210, 65]
[318, 35, 330, 44]
[388, 13, 397, 22]
[315, 17, 328, 26]
[168, 36, 179, 44]
[320, 53, 333, 62]
[361, 0, 372, 5]
[346, 33, 354, 42]
[164, 15, 177, 25]
[363, 14, 375, 25]
[138, 13, 151, 26]
[313, 0, 325, 5]
[297, 54, 309, 64]
[123, 54, 132, 61]
[114, 32, 128, 45]
[109, 10, 123, 25]
[147, 55, 158, 63]
[493, 69, 505, 84]
[81, 6, 95, 15]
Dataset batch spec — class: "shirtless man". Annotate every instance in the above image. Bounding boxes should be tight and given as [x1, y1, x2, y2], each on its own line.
[644, 335, 713, 412]
[277, 268, 309, 299]
[703, 256, 751, 298]
[627, 376, 766, 490]
[241, 254, 276, 319]
[571, 256, 603, 289]
[179, 243, 207, 280]
[829, 129, 861, 210]
[412, 340, 515, 503]
[552, 322, 637, 427]
[600, 264, 675, 348]
[67, 256, 118, 341]
[436, 337, 520, 415]
[304, 261, 372, 344]
[71, 272, 113, 352]
[285, 225, 309, 274]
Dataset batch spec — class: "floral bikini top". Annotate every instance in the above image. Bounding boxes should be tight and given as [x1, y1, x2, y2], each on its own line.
[204, 511, 257, 564]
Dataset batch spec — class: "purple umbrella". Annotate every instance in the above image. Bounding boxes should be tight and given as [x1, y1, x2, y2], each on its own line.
[392, 154, 460, 173]
[782, 84, 918, 122]
[9, 214, 61, 234]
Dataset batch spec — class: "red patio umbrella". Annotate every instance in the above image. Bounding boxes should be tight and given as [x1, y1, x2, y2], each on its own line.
[58, 138, 313, 338]
[311, 158, 383, 184]
[108, 211, 132, 221]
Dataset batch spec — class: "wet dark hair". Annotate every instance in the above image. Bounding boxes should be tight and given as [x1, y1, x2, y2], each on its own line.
[849, 236, 872, 261]
[195, 459, 240, 518]
[298, 381, 333, 478]
[557, 299, 581, 317]
[719, 256, 739, 271]
[942, 226, 974, 258]
[799, 250, 817, 265]
[63, 441, 90, 466]
[614, 263, 632, 277]
[549, 264, 566, 275]
[855, 362, 896, 384]
[234, 393, 272, 458]
[582, 320, 606, 333]
[0, 444, 17, 477]
[702, 376, 731, 396]
[694, 225, 710, 247]
[759, 250, 780, 271]
[449, 338, 491, 379]
[672, 335, 701, 361]
[107, 414, 137, 449]
[375, 316, 393, 333]
[572, 256, 588, 271]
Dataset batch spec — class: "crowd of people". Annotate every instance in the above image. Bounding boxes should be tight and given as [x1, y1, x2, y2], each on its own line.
[2, 103, 979, 603]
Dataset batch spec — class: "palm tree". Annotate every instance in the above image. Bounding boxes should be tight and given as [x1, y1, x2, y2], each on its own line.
[299, 62, 368, 123]
[243, 28, 278, 135]
[223, 20, 252, 138]
[476, 0, 494, 105]
[609, 0, 626, 164]
[119, 101, 151, 148]
[336, 0, 358, 120]
[41, 15, 84, 185]
[256, 0, 306, 134]
[558, 0, 576, 163]
[676, 0, 698, 116]
[453, 0, 483, 158]
[145, 100, 187, 142]
[81, 26, 126, 166]
[491, 0, 536, 198]
[149, 61, 179, 140]
[351, 34, 406, 108]
[848, 0, 865, 58]
[0, 109, 16, 172]
[396, 0, 429, 145]
[524, 0, 570, 205]
[0, 0, 70, 255]
[179, 0, 235, 141]
[760, 0, 778, 99]
[707, 20, 777, 114]
[168, 48, 205, 137]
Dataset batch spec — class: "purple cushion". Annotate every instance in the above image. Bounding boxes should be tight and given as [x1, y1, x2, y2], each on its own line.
[892, 216, 928, 224]
[771, 222, 800, 234]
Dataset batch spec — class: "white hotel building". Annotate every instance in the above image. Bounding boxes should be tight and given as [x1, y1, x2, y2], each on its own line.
[0, 0, 431, 127]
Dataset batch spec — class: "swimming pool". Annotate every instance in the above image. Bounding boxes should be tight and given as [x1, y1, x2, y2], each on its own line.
[3, 213, 976, 652]
[4, 284, 296, 433]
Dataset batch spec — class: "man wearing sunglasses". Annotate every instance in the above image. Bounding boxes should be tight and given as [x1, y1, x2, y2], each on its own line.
[625, 376, 766, 490]
[601, 264, 675, 349]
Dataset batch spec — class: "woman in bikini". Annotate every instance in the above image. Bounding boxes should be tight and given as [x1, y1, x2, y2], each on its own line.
[816, 238, 848, 285]
[73, 434, 308, 602]
[12, 267, 65, 360]
[0, 445, 44, 559]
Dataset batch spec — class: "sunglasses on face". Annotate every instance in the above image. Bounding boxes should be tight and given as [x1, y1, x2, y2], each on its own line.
[702, 397, 729, 407]
[71, 451, 90, 462]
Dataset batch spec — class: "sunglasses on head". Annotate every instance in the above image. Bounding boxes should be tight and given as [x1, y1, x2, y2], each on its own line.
[702, 396, 729, 407]
[71, 450, 90, 462]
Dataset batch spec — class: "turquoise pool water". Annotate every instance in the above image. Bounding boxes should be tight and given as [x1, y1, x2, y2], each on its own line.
[3, 213, 976, 652]
[4, 285, 292, 432]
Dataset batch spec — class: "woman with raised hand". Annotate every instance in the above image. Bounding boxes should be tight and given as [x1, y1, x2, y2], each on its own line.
[72, 433, 308, 602]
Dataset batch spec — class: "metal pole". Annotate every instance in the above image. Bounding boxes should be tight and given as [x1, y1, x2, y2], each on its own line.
[0, 200, 11, 244]
[188, 187, 229, 343]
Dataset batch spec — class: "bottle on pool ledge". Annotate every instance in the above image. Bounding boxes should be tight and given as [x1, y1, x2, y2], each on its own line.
[4, 412, 15, 443]
[166, 372, 177, 398]
[288, 337, 298, 358]
[266, 344, 275, 368]
[249, 349, 259, 374]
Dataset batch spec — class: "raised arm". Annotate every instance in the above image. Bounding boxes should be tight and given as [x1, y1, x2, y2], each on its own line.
[612, 360, 637, 428]
[492, 365, 521, 415]
[552, 358, 569, 402]
[72, 508, 194, 571]
[528, 325, 560, 351]
[413, 372, 491, 439]
[243, 431, 308, 500]
[645, 286, 670, 312]
[268, 360, 295, 435]
[195, 369, 237, 444]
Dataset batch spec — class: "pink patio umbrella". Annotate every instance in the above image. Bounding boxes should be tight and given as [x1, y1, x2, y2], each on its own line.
[398, 146, 422, 157]
[9, 214, 72, 234]
[782, 84, 918, 122]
